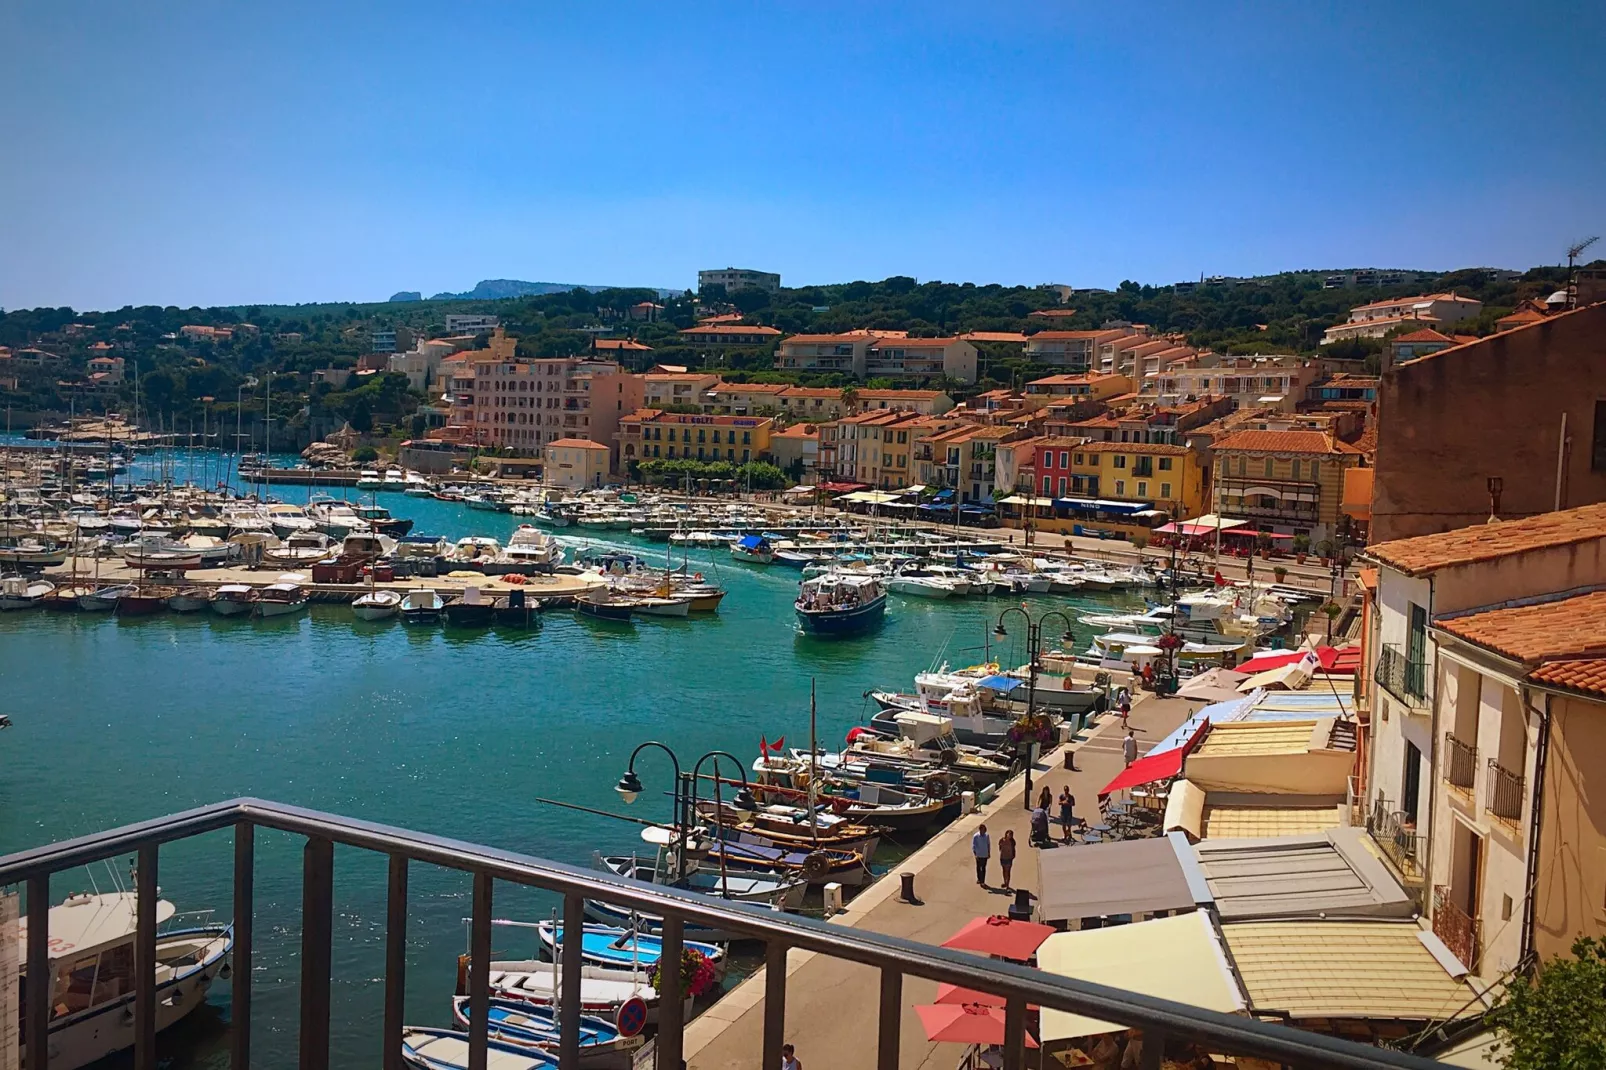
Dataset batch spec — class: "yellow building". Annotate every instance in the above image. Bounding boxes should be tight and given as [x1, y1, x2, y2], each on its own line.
[617, 409, 775, 467]
[1209, 429, 1364, 543]
[1013, 438, 1210, 543]
[544, 438, 611, 489]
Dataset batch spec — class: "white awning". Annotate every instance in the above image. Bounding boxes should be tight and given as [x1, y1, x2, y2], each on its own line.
[998, 495, 1054, 507]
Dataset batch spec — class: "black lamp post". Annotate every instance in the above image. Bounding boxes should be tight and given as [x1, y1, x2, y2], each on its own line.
[617, 741, 755, 884]
[994, 607, 1076, 807]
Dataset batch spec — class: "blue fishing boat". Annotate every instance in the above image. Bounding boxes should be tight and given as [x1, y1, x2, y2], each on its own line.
[535, 921, 726, 974]
[401, 1026, 555, 1070]
[729, 535, 774, 564]
[450, 997, 642, 1070]
[794, 573, 887, 636]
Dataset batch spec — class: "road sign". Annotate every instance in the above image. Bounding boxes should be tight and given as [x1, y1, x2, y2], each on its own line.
[616, 996, 648, 1038]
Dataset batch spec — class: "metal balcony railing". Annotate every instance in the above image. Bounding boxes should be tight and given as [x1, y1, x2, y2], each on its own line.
[1375, 644, 1429, 707]
[1432, 886, 1482, 972]
[1366, 795, 1424, 883]
[0, 799, 1445, 1070]
[1487, 758, 1525, 823]
[1444, 732, 1478, 791]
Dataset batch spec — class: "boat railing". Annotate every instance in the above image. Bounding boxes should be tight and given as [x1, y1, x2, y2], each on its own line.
[0, 797, 1445, 1070]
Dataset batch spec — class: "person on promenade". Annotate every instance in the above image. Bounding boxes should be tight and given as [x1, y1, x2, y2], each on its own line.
[1030, 803, 1051, 847]
[972, 823, 991, 886]
[998, 830, 1017, 890]
[782, 1043, 802, 1070]
[1058, 787, 1077, 843]
[1123, 729, 1138, 766]
[1037, 785, 1053, 812]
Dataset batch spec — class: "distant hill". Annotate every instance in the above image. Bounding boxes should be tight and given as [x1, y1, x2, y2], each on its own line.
[426, 279, 680, 301]
[389, 291, 422, 302]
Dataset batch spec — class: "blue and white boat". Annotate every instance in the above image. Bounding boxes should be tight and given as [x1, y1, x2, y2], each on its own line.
[584, 852, 807, 939]
[795, 573, 887, 636]
[535, 921, 726, 975]
[729, 534, 774, 564]
[401, 1026, 555, 1070]
[450, 997, 642, 1070]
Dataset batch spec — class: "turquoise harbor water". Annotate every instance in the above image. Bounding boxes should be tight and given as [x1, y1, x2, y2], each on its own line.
[0, 444, 1143, 1069]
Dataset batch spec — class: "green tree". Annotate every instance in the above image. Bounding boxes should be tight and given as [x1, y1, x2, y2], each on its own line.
[1488, 938, 1606, 1069]
[352, 445, 380, 463]
[839, 385, 861, 412]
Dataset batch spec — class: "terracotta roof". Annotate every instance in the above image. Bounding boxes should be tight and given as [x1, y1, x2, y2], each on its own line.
[594, 338, 653, 351]
[1026, 330, 1114, 341]
[711, 382, 788, 394]
[771, 424, 820, 439]
[858, 388, 944, 399]
[1437, 591, 1606, 662]
[1529, 658, 1606, 698]
[1496, 308, 1548, 328]
[780, 333, 867, 345]
[1392, 328, 1454, 344]
[1027, 308, 1079, 318]
[779, 386, 847, 399]
[1078, 440, 1189, 456]
[961, 331, 1030, 343]
[868, 336, 958, 349]
[547, 437, 610, 450]
[680, 324, 782, 336]
[1351, 292, 1481, 312]
[644, 372, 716, 382]
[1028, 373, 1126, 386]
[1368, 502, 1606, 576]
[1210, 429, 1360, 456]
[1327, 314, 1441, 332]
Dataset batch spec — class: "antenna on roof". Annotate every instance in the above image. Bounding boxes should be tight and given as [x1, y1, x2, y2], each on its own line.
[1568, 236, 1600, 271]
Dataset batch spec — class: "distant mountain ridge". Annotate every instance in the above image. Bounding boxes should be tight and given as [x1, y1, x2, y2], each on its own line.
[411, 279, 680, 302]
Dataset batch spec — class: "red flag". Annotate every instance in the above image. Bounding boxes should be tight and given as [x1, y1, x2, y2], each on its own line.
[770, 736, 785, 752]
[760, 735, 768, 755]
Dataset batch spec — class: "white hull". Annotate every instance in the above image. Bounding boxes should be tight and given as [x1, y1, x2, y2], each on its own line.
[256, 599, 308, 618]
[353, 592, 402, 621]
[631, 599, 691, 617]
[887, 578, 952, 598]
[210, 599, 254, 617]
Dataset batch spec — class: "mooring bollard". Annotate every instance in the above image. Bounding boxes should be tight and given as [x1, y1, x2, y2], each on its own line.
[900, 872, 917, 903]
[960, 790, 977, 815]
[823, 882, 844, 916]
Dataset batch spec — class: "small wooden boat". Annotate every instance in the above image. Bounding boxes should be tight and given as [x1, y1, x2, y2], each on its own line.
[400, 1027, 555, 1070]
[78, 584, 133, 612]
[585, 852, 806, 940]
[479, 959, 675, 1024]
[114, 588, 170, 616]
[535, 922, 726, 975]
[729, 535, 774, 564]
[400, 588, 445, 624]
[43, 584, 93, 611]
[255, 582, 308, 618]
[167, 586, 211, 613]
[352, 588, 402, 622]
[449, 998, 642, 1070]
[210, 584, 259, 616]
[443, 586, 494, 627]
[576, 592, 632, 622]
[626, 594, 690, 618]
[493, 590, 542, 627]
[694, 800, 883, 858]
[0, 576, 54, 610]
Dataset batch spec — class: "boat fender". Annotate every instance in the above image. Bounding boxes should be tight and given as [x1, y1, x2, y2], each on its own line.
[1063, 677, 1073, 690]
[695, 573, 703, 582]
[800, 852, 832, 882]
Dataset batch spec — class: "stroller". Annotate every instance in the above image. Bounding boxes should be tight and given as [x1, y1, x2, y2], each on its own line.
[1029, 806, 1053, 848]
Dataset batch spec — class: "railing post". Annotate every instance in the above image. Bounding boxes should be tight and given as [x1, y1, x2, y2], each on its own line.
[1140, 1029, 1166, 1070]
[299, 836, 334, 1070]
[655, 916, 684, 1070]
[468, 872, 492, 1070]
[136, 844, 159, 1070]
[384, 856, 408, 1070]
[25, 874, 49, 1070]
[559, 893, 585, 1070]
[1002, 995, 1025, 1070]
[877, 968, 902, 1070]
[233, 823, 254, 1070]
[762, 941, 787, 1070]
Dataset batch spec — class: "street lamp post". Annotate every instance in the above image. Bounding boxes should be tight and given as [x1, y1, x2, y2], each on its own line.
[616, 742, 754, 884]
[994, 607, 1076, 807]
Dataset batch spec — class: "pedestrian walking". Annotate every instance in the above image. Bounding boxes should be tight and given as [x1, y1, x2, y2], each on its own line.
[972, 823, 991, 886]
[998, 830, 1018, 890]
[1123, 729, 1138, 766]
[782, 1044, 802, 1070]
[1037, 785, 1053, 812]
[1119, 697, 1131, 727]
[1058, 787, 1077, 843]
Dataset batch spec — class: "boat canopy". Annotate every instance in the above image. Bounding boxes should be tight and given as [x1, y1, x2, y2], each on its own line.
[735, 535, 768, 550]
[976, 674, 1024, 694]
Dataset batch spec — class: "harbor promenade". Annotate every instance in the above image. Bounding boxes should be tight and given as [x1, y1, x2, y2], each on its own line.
[683, 690, 1199, 1070]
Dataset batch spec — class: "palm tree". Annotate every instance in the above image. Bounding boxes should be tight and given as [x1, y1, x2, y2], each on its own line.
[839, 386, 861, 413]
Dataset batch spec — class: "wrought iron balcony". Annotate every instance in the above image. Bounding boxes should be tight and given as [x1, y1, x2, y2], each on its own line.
[1444, 732, 1478, 791]
[1375, 643, 1429, 707]
[1487, 758, 1525, 823]
[0, 799, 1444, 1070]
[1366, 795, 1424, 884]
[1432, 886, 1482, 972]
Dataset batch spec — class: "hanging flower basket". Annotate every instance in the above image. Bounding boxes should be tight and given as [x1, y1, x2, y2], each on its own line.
[649, 946, 718, 999]
[1007, 712, 1055, 747]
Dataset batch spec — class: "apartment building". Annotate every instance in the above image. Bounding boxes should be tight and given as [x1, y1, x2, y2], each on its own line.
[1058, 396, 1233, 445]
[370, 327, 414, 354]
[698, 267, 781, 294]
[774, 332, 976, 382]
[823, 410, 931, 489]
[1209, 428, 1363, 542]
[1024, 373, 1133, 402]
[918, 424, 1018, 503]
[1147, 355, 1320, 412]
[1033, 440, 1205, 517]
[768, 423, 820, 479]
[445, 314, 500, 334]
[618, 410, 774, 466]
[1022, 329, 1128, 371]
[543, 438, 611, 489]
[678, 324, 783, 347]
[388, 336, 473, 392]
[642, 371, 721, 409]
[1322, 293, 1482, 344]
[1361, 504, 1606, 983]
[703, 382, 790, 416]
[446, 328, 643, 467]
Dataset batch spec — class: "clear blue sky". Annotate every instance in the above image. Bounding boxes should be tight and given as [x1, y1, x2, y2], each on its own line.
[3, 1, 1604, 310]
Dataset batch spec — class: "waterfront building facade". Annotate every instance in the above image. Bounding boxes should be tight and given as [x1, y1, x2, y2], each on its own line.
[543, 437, 611, 488]
[1208, 428, 1363, 542]
[617, 410, 775, 466]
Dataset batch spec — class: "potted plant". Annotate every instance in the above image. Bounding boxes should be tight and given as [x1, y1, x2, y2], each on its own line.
[649, 946, 719, 1000]
[1008, 712, 1056, 751]
[1273, 565, 1288, 583]
[1292, 534, 1310, 563]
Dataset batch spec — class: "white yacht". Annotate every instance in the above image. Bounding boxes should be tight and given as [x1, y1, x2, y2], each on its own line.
[355, 469, 384, 490]
[496, 525, 564, 569]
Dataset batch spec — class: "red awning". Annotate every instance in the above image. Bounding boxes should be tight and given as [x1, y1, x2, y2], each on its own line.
[1097, 719, 1210, 799]
[1237, 644, 1363, 675]
[819, 481, 871, 493]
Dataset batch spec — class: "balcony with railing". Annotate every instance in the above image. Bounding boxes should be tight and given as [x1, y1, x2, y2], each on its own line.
[1365, 795, 1425, 888]
[1374, 643, 1429, 708]
[1487, 758, 1525, 825]
[1444, 732, 1477, 792]
[0, 799, 1444, 1070]
[1433, 886, 1482, 972]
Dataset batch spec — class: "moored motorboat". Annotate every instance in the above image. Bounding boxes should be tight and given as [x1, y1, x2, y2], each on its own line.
[400, 1027, 555, 1070]
[482, 960, 672, 1024]
[78, 584, 134, 612]
[535, 921, 726, 975]
[167, 586, 211, 613]
[114, 587, 170, 616]
[0, 575, 55, 610]
[576, 591, 633, 622]
[449, 997, 642, 1070]
[400, 588, 445, 624]
[209, 584, 259, 616]
[352, 588, 402, 621]
[255, 582, 309, 618]
[443, 586, 495, 627]
[729, 534, 774, 564]
[493, 589, 543, 627]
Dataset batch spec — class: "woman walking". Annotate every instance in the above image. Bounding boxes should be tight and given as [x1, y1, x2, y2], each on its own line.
[998, 830, 1018, 890]
[1037, 785, 1053, 812]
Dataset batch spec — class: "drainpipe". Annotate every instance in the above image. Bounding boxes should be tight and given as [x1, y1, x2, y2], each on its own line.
[1519, 684, 1551, 969]
[1422, 575, 1438, 908]
[1555, 412, 1570, 512]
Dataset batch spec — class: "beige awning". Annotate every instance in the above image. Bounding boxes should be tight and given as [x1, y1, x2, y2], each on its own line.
[1036, 912, 1245, 1041]
[998, 495, 1054, 507]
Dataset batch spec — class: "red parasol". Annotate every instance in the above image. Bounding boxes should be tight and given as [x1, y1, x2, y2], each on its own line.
[916, 1003, 1039, 1048]
[934, 983, 1039, 1010]
[941, 915, 1057, 961]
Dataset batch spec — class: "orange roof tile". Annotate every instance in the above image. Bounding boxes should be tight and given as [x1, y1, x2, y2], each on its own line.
[547, 437, 610, 450]
[1528, 658, 1606, 698]
[680, 324, 782, 336]
[1078, 440, 1189, 456]
[1392, 328, 1454, 344]
[1437, 591, 1606, 662]
[858, 388, 944, 399]
[1027, 308, 1079, 318]
[1210, 429, 1360, 455]
[961, 331, 1030, 343]
[1367, 502, 1606, 576]
[1351, 293, 1480, 312]
[594, 338, 653, 351]
[868, 336, 958, 348]
[712, 382, 788, 394]
[781, 333, 868, 345]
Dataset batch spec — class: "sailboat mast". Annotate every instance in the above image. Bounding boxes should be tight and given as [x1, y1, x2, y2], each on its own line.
[809, 679, 819, 848]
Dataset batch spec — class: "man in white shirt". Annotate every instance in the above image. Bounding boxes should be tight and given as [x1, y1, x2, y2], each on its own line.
[972, 823, 991, 886]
